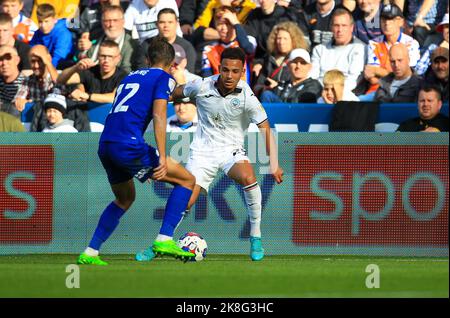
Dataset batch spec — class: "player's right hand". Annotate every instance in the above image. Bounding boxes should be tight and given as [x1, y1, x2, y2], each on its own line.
[153, 158, 168, 181]
[272, 166, 284, 184]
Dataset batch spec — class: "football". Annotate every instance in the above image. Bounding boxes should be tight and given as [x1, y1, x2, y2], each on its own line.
[177, 232, 208, 261]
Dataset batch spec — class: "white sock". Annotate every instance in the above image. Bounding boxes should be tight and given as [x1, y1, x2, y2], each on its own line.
[84, 247, 99, 257]
[243, 182, 262, 238]
[156, 234, 172, 242]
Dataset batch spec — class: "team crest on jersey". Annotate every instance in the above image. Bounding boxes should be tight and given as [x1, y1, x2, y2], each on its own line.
[230, 98, 241, 109]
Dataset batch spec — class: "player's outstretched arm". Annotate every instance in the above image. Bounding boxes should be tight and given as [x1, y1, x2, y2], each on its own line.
[170, 85, 186, 102]
[257, 119, 284, 184]
[152, 99, 168, 180]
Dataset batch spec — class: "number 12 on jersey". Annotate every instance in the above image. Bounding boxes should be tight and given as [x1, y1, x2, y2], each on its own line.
[110, 83, 140, 114]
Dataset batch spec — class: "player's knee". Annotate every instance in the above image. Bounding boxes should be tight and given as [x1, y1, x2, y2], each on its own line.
[184, 173, 196, 190]
[242, 174, 257, 187]
[115, 196, 135, 211]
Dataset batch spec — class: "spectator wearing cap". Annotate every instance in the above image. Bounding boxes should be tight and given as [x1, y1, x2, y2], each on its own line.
[374, 43, 421, 103]
[170, 43, 202, 85]
[424, 47, 449, 101]
[397, 86, 449, 132]
[352, 0, 383, 44]
[156, 8, 197, 73]
[252, 21, 310, 97]
[42, 93, 78, 132]
[416, 13, 449, 76]
[260, 48, 322, 103]
[406, 0, 448, 48]
[310, 7, 366, 92]
[0, 44, 26, 117]
[167, 96, 198, 132]
[361, 3, 420, 100]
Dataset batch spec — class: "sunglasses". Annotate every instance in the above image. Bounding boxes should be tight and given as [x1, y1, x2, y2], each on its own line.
[0, 53, 14, 62]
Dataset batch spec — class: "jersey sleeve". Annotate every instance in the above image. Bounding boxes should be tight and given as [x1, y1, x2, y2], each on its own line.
[183, 77, 203, 100]
[245, 86, 267, 125]
[153, 73, 176, 100]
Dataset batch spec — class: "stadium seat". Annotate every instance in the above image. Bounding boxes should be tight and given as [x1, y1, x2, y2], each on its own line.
[88, 102, 113, 125]
[22, 122, 31, 132]
[20, 102, 34, 123]
[375, 122, 399, 132]
[90, 122, 105, 132]
[274, 124, 299, 132]
[308, 124, 329, 132]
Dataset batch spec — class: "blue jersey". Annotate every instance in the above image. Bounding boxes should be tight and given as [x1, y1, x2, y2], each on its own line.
[100, 68, 176, 145]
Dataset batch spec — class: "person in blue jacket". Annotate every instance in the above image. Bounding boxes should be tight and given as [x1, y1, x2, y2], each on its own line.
[29, 3, 72, 68]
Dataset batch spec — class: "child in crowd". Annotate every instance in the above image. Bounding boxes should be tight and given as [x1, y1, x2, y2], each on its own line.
[29, 3, 73, 68]
[0, 0, 38, 43]
[42, 93, 78, 132]
[318, 69, 360, 104]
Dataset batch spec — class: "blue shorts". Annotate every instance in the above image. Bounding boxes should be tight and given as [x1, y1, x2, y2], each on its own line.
[98, 142, 160, 185]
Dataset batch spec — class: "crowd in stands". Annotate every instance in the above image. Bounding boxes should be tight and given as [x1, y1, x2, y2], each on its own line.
[0, 0, 448, 133]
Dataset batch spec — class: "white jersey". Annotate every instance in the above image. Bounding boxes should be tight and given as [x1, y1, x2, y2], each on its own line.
[124, 0, 182, 42]
[183, 75, 267, 153]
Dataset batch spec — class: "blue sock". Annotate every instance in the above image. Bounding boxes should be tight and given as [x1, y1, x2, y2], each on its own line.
[159, 185, 192, 237]
[89, 201, 126, 250]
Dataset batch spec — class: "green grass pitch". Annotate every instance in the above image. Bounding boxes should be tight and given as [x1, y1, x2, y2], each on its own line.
[0, 254, 447, 298]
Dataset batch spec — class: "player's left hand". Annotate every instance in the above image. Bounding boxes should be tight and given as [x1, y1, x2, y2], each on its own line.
[272, 166, 284, 184]
[153, 157, 168, 180]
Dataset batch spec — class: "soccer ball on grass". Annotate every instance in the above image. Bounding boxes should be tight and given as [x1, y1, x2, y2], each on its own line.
[177, 232, 207, 262]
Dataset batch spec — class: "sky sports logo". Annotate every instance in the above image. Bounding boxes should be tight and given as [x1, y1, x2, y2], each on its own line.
[293, 145, 449, 246]
[0, 146, 54, 243]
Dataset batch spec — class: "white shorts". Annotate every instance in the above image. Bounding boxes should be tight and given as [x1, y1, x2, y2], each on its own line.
[186, 148, 250, 192]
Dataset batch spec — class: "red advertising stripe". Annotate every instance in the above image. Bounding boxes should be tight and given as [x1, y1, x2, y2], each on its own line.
[0, 146, 54, 243]
[293, 145, 448, 246]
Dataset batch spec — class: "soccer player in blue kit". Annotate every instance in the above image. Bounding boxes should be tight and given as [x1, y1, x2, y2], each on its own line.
[77, 37, 196, 265]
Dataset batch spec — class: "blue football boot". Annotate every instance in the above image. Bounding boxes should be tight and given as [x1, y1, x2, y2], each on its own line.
[250, 236, 265, 261]
[135, 246, 155, 262]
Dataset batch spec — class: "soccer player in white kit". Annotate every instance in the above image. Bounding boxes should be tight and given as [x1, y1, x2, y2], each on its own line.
[171, 47, 284, 261]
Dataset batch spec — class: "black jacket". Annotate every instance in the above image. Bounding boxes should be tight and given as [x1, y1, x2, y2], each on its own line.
[375, 73, 422, 103]
[397, 113, 449, 132]
[272, 78, 323, 103]
[252, 54, 292, 97]
[424, 70, 449, 102]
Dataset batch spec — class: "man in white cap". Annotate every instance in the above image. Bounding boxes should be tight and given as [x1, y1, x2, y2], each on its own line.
[42, 93, 78, 132]
[260, 48, 322, 103]
[425, 47, 449, 101]
[416, 13, 449, 76]
[167, 96, 198, 133]
[170, 43, 201, 85]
